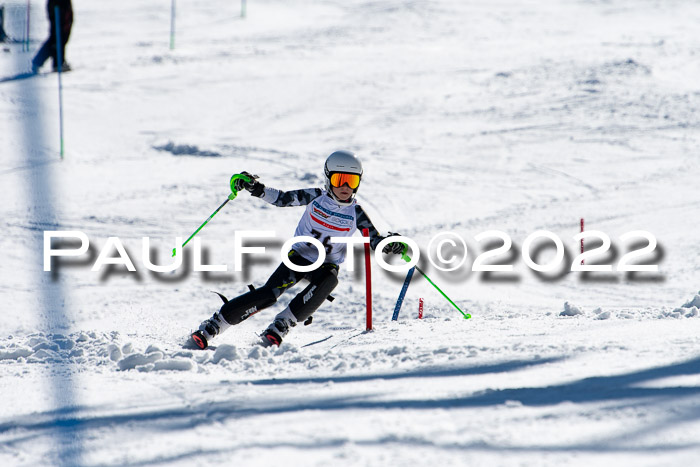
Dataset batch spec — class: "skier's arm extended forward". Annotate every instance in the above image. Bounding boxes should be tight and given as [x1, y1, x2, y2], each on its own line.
[260, 187, 323, 207]
[232, 171, 322, 206]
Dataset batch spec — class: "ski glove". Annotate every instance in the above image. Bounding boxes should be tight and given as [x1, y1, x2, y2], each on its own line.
[382, 232, 405, 255]
[234, 171, 265, 197]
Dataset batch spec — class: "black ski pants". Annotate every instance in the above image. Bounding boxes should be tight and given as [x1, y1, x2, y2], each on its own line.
[33, 1, 73, 69]
[219, 250, 339, 326]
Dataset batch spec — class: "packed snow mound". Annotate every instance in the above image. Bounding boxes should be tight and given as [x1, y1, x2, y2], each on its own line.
[681, 292, 700, 309]
[664, 291, 700, 319]
[555, 302, 698, 320]
[0, 332, 198, 372]
[117, 349, 196, 372]
[593, 307, 611, 320]
[0, 321, 496, 377]
[0, 332, 123, 365]
[560, 301, 584, 317]
[212, 344, 241, 364]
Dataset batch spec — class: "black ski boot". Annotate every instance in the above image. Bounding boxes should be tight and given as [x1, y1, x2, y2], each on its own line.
[192, 312, 230, 349]
[260, 315, 295, 347]
[261, 328, 283, 347]
[191, 330, 209, 350]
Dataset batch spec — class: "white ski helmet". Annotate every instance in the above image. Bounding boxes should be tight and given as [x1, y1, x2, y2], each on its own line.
[324, 150, 363, 206]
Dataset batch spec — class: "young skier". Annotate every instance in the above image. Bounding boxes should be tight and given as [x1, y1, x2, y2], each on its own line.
[191, 150, 404, 349]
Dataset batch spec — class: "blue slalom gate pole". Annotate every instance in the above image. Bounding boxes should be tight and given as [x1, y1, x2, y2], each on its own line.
[54, 5, 64, 159]
[392, 266, 415, 320]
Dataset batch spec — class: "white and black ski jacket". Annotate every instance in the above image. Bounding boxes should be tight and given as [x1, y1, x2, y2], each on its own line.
[257, 187, 383, 265]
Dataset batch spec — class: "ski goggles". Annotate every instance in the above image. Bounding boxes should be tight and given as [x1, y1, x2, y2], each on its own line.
[329, 172, 361, 189]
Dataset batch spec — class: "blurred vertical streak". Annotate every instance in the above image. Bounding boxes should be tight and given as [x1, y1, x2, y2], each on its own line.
[11, 28, 83, 466]
[26, 0, 31, 51]
[170, 0, 176, 50]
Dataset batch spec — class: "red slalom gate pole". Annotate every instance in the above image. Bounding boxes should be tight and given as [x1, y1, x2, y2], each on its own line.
[362, 228, 372, 331]
[418, 298, 424, 319]
[580, 218, 584, 265]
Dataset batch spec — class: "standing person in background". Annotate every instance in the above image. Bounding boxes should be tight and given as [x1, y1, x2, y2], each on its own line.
[32, 0, 72, 73]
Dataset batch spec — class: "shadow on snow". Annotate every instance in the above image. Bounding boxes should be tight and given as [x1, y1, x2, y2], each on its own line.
[2, 356, 700, 464]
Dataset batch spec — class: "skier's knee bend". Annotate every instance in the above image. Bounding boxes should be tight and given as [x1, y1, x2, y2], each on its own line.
[219, 286, 277, 325]
[288, 268, 339, 323]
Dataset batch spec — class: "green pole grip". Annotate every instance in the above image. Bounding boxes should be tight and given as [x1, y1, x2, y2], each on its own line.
[229, 173, 253, 199]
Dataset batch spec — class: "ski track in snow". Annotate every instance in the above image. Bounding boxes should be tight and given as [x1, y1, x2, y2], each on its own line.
[2, 0, 700, 465]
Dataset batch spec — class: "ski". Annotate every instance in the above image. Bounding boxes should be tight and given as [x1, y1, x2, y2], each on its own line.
[301, 335, 333, 348]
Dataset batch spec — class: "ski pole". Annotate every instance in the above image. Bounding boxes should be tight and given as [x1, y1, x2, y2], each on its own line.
[55, 5, 64, 158]
[399, 246, 471, 319]
[172, 173, 252, 257]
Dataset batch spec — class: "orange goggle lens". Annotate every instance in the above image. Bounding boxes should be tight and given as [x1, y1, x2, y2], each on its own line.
[330, 173, 360, 189]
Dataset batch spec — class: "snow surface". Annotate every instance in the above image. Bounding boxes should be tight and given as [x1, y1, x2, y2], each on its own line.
[2, 0, 700, 465]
